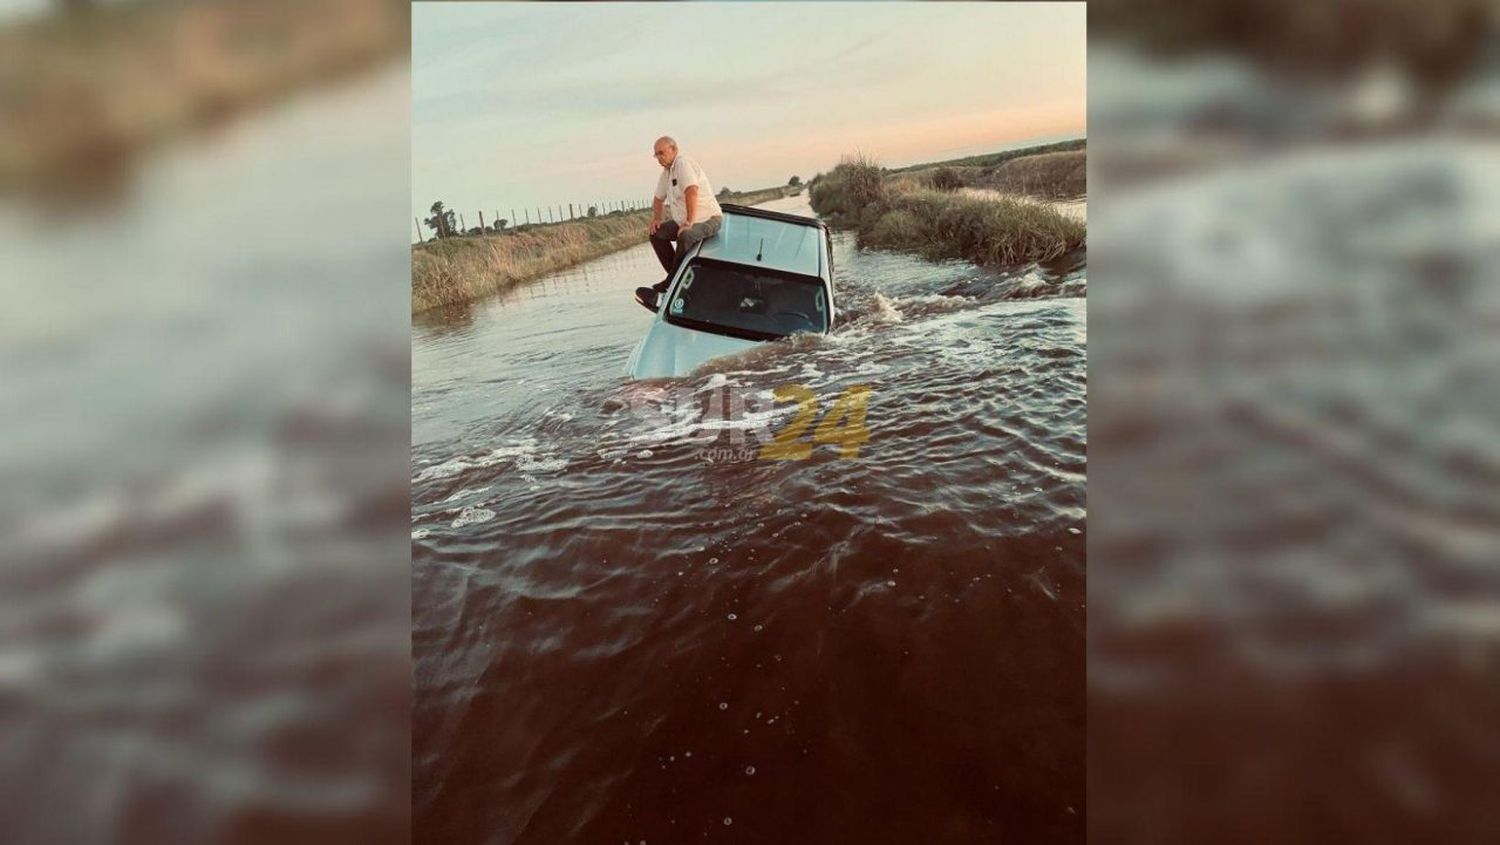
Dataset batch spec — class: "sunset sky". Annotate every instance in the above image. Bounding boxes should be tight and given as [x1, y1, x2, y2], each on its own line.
[413, 2, 1085, 231]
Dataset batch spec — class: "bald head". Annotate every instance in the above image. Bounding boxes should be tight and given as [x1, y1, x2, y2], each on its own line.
[652, 136, 679, 168]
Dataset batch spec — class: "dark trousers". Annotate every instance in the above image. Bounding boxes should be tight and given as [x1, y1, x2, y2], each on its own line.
[650, 215, 722, 279]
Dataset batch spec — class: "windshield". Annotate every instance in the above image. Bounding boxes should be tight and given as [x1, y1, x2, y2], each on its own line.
[665, 260, 828, 340]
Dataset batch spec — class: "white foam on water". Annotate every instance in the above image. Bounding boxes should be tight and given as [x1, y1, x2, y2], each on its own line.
[1013, 270, 1051, 293]
[450, 506, 496, 528]
[416, 438, 569, 482]
[698, 372, 731, 392]
[516, 454, 568, 473]
[869, 292, 904, 323]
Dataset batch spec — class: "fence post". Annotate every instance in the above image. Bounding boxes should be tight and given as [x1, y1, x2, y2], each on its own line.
[569, 203, 574, 220]
[460, 213, 466, 233]
[415, 217, 423, 242]
[479, 210, 485, 232]
[512, 209, 517, 228]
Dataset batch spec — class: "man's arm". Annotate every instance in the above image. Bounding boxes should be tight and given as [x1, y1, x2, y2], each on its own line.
[650, 196, 665, 235]
[683, 186, 698, 228]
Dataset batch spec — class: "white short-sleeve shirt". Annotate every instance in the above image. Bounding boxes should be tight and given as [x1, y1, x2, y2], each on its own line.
[654, 154, 723, 225]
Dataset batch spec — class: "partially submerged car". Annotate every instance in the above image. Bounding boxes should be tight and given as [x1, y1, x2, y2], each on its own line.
[625, 204, 835, 379]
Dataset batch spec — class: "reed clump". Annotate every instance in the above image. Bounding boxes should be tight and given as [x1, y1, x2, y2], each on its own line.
[810, 154, 1085, 266]
[807, 153, 885, 224]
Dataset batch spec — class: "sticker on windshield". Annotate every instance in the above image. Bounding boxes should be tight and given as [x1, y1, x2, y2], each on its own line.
[670, 297, 685, 315]
[681, 268, 694, 289]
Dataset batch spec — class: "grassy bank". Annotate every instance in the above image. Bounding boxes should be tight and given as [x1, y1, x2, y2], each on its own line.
[411, 185, 793, 313]
[413, 212, 648, 313]
[897, 151, 1087, 200]
[888, 138, 1086, 174]
[810, 152, 1085, 266]
[892, 142, 1087, 200]
[0, 0, 407, 193]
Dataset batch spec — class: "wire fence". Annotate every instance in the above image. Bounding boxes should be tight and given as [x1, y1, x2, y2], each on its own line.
[414, 184, 795, 243]
[414, 199, 653, 243]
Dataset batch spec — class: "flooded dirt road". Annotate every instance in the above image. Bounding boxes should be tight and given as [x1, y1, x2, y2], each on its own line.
[411, 195, 1087, 843]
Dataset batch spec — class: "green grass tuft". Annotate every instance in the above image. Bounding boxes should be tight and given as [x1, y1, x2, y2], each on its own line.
[808, 153, 886, 224]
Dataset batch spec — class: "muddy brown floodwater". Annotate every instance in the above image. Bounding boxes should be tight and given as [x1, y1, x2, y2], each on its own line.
[411, 195, 1087, 843]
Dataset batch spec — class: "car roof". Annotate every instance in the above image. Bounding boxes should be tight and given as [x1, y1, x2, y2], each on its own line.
[697, 206, 825, 278]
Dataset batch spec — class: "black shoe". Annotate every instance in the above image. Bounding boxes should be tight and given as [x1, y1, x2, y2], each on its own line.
[634, 287, 659, 311]
[652, 277, 671, 293]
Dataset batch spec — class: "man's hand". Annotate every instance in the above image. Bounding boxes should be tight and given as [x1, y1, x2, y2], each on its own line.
[648, 218, 661, 236]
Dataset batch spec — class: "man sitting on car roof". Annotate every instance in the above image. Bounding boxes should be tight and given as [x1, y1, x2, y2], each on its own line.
[635, 136, 723, 310]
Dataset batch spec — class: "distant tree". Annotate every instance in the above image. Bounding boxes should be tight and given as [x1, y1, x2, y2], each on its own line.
[424, 201, 458, 239]
[497, 219, 508, 231]
[718, 187, 732, 198]
[588, 206, 598, 217]
[788, 175, 801, 186]
[466, 227, 482, 236]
